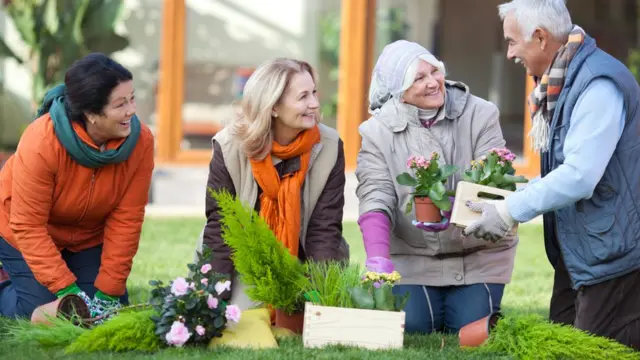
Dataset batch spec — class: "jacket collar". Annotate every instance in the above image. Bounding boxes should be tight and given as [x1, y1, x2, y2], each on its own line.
[377, 80, 471, 133]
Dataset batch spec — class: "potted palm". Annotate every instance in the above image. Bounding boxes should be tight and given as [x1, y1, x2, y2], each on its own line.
[396, 152, 458, 223]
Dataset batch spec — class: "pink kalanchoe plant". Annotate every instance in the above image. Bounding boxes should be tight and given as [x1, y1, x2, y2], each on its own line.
[396, 151, 458, 213]
[462, 147, 528, 193]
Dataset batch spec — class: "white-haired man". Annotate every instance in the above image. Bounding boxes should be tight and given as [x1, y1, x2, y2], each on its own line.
[465, 0, 640, 349]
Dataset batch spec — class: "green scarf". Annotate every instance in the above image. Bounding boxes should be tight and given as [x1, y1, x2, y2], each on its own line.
[35, 84, 141, 169]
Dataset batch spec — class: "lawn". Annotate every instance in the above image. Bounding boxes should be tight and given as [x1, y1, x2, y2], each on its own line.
[0, 219, 553, 359]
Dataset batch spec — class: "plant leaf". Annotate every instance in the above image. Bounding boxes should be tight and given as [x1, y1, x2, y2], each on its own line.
[439, 164, 458, 179]
[428, 181, 446, 201]
[432, 196, 452, 211]
[503, 174, 529, 184]
[0, 38, 24, 63]
[405, 200, 413, 214]
[373, 285, 395, 311]
[396, 172, 418, 186]
[350, 287, 375, 310]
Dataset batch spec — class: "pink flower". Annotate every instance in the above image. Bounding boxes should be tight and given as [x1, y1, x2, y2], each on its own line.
[215, 280, 231, 295]
[207, 294, 218, 309]
[165, 321, 192, 347]
[201, 278, 208, 286]
[195, 325, 206, 336]
[170, 277, 189, 296]
[406, 156, 417, 169]
[225, 305, 242, 323]
[200, 264, 212, 274]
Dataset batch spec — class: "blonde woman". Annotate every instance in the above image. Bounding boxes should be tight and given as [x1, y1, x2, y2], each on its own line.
[196, 58, 349, 309]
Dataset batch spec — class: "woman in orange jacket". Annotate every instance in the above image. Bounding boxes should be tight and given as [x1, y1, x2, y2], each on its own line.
[0, 53, 154, 320]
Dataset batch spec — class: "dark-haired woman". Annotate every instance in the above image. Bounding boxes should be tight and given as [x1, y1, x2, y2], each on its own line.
[0, 53, 154, 319]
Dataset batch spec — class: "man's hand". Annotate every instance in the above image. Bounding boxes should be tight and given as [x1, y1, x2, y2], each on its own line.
[463, 200, 516, 242]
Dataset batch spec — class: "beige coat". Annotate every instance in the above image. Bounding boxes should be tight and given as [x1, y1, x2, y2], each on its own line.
[356, 81, 518, 287]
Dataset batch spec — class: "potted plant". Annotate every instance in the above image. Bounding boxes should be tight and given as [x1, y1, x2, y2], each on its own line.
[209, 189, 309, 334]
[450, 148, 529, 227]
[461, 147, 528, 195]
[396, 152, 458, 223]
[301, 261, 409, 350]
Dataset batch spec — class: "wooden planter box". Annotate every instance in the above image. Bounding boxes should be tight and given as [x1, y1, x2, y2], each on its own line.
[450, 181, 514, 228]
[302, 302, 405, 350]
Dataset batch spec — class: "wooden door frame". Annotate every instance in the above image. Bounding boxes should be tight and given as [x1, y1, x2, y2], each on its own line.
[155, 0, 540, 178]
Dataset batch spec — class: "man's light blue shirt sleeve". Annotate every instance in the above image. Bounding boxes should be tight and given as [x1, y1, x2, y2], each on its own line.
[507, 78, 625, 222]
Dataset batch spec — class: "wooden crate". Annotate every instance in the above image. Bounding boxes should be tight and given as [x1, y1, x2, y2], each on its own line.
[302, 302, 405, 350]
[450, 181, 514, 228]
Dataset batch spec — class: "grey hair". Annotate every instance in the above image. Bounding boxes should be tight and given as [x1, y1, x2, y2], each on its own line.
[498, 0, 572, 42]
[400, 55, 447, 92]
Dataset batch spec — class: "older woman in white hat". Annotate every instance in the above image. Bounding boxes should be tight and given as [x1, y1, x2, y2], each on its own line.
[355, 40, 519, 334]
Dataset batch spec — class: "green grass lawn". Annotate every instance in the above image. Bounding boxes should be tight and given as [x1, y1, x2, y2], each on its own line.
[0, 219, 553, 359]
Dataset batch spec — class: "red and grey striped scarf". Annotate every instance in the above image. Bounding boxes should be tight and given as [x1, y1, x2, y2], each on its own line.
[528, 25, 585, 153]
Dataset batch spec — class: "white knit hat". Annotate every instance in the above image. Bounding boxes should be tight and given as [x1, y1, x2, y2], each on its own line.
[368, 40, 445, 114]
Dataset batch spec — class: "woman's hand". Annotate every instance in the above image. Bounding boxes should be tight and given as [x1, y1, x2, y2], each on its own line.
[413, 196, 454, 233]
[91, 291, 122, 323]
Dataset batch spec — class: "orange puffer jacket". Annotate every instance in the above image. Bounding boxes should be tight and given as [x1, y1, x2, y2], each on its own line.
[0, 114, 154, 296]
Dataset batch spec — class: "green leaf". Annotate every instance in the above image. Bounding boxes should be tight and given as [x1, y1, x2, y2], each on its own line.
[395, 291, 411, 311]
[84, 33, 129, 55]
[503, 174, 529, 184]
[213, 316, 225, 329]
[471, 168, 481, 183]
[490, 172, 504, 185]
[439, 164, 459, 179]
[350, 287, 375, 310]
[396, 172, 418, 186]
[0, 38, 24, 63]
[373, 285, 395, 311]
[428, 181, 446, 201]
[81, 0, 124, 39]
[432, 196, 452, 211]
[43, 0, 59, 34]
[405, 200, 413, 214]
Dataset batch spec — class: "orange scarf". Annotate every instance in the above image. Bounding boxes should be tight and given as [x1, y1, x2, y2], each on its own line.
[250, 125, 321, 256]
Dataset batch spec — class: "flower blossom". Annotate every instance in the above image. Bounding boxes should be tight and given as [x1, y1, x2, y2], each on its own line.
[200, 264, 212, 274]
[201, 278, 208, 286]
[225, 305, 242, 323]
[170, 277, 189, 296]
[195, 325, 206, 336]
[215, 280, 231, 295]
[165, 321, 191, 347]
[207, 294, 219, 309]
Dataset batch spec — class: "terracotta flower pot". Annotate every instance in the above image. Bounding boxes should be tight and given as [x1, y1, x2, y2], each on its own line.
[274, 308, 304, 334]
[414, 196, 442, 223]
[458, 311, 502, 347]
[31, 294, 91, 326]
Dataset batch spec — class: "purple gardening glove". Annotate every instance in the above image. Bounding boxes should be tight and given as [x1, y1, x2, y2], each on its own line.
[365, 256, 395, 273]
[413, 197, 454, 232]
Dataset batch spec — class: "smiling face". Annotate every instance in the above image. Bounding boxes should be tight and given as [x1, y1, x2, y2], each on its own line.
[402, 60, 445, 110]
[85, 80, 136, 145]
[272, 71, 319, 138]
[503, 13, 555, 78]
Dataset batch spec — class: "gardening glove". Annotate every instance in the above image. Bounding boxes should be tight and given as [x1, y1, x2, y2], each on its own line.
[55, 283, 92, 307]
[413, 196, 454, 233]
[90, 291, 122, 324]
[365, 256, 395, 273]
[463, 200, 516, 242]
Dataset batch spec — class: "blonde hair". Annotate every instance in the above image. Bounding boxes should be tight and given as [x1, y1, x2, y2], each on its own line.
[231, 58, 318, 160]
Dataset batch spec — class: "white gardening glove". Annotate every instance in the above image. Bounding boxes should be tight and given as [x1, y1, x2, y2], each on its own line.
[463, 200, 516, 242]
